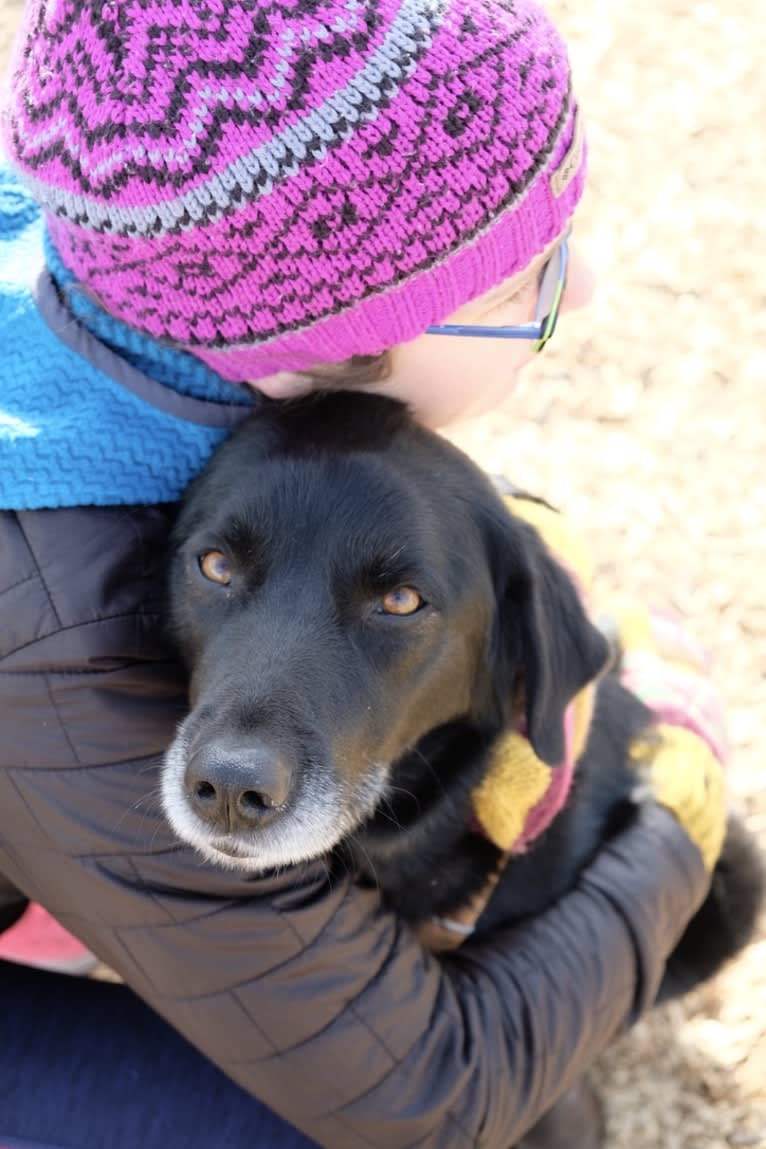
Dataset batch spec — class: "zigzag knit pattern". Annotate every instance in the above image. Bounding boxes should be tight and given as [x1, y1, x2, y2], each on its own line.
[0, 161, 252, 510]
[3, 0, 585, 381]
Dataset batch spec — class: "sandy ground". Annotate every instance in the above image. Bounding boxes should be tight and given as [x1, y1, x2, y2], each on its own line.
[1, 1, 764, 1145]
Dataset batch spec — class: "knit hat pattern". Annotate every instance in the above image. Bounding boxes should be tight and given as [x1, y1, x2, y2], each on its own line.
[3, 0, 586, 381]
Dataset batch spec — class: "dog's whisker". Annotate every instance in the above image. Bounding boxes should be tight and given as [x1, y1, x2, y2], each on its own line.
[329, 843, 355, 887]
[318, 855, 336, 891]
[111, 785, 165, 838]
[371, 806, 405, 833]
[346, 831, 382, 893]
[409, 747, 448, 798]
[383, 783, 422, 814]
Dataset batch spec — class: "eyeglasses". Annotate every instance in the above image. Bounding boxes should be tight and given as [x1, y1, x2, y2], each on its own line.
[425, 230, 570, 353]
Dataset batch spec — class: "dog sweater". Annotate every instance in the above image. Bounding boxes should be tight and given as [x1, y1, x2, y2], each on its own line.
[420, 493, 730, 949]
[471, 491, 598, 852]
[470, 493, 728, 857]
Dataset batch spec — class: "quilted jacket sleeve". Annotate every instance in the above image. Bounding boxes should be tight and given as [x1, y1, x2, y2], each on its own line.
[0, 505, 710, 1149]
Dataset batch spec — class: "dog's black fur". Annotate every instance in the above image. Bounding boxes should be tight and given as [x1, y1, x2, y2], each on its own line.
[164, 392, 762, 1001]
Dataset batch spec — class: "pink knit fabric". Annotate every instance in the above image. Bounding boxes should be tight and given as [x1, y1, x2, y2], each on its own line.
[3, 0, 586, 380]
[512, 617, 730, 852]
[619, 612, 730, 767]
[513, 706, 577, 851]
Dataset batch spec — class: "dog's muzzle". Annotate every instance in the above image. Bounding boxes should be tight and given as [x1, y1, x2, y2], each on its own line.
[161, 717, 390, 871]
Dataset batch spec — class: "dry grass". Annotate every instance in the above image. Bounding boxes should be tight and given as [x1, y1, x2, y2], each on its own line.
[2, 1, 764, 1145]
[449, 3, 766, 1145]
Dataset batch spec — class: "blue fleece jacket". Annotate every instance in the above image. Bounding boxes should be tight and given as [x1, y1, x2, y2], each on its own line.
[0, 159, 257, 510]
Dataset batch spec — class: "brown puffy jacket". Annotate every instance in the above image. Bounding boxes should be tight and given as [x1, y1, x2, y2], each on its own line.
[0, 495, 710, 1148]
[0, 280, 710, 1149]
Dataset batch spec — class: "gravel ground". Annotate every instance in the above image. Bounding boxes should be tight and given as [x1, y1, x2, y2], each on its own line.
[2, 2, 764, 1146]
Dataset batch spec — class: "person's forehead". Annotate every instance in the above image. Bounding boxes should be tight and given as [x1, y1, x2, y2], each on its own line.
[455, 230, 564, 318]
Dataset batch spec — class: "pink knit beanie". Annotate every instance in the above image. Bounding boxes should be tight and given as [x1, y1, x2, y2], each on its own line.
[2, 0, 586, 382]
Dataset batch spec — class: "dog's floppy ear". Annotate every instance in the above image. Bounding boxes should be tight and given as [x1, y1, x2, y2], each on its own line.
[487, 508, 611, 766]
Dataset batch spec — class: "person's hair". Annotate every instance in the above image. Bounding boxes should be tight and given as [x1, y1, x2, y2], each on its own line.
[60, 266, 394, 391]
[298, 352, 393, 391]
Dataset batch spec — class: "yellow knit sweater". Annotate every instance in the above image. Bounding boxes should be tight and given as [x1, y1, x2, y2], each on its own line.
[470, 492, 727, 871]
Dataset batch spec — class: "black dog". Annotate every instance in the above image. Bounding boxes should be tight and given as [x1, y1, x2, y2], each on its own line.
[163, 391, 762, 998]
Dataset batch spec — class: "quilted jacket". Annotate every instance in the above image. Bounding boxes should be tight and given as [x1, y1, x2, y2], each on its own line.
[0, 230, 710, 1149]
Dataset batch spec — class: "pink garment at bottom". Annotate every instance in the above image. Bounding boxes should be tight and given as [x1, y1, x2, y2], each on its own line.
[0, 902, 97, 975]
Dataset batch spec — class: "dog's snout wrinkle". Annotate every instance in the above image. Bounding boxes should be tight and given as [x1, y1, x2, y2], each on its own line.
[185, 738, 292, 834]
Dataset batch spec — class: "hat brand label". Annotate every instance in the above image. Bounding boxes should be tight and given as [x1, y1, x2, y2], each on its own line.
[550, 108, 583, 198]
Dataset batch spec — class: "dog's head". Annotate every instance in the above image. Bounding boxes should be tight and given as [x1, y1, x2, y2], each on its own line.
[162, 392, 609, 870]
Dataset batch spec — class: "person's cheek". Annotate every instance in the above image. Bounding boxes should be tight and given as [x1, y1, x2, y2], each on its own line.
[247, 371, 309, 399]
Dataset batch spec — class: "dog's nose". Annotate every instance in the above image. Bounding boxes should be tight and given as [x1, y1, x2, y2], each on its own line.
[185, 739, 292, 833]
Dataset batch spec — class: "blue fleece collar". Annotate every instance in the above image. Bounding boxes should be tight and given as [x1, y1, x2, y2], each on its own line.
[1, 160, 257, 510]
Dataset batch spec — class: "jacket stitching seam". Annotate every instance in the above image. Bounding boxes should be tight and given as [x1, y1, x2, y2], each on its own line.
[179, 934, 328, 1000]
[224, 1031, 389, 1149]
[33, 886, 345, 989]
[243, 880, 360, 971]
[228, 1038, 384, 1149]
[4, 843, 186, 865]
[418, 1117, 476, 1149]
[0, 662, 178, 680]
[226, 990, 281, 1057]
[0, 610, 165, 665]
[4, 770, 52, 843]
[42, 672, 83, 766]
[231, 920, 406, 1061]
[16, 522, 63, 630]
[122, 854, 182, 926]
[442, 1111, 477, 1148]
[107, 924, 162, 987]
[0, 572, 40, 598]
[138, 889, 377, 1006]
[326, 1012, 476, 1148]
[2, 756, 175, 776]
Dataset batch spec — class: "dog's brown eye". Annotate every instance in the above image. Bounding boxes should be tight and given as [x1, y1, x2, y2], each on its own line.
[379, 587, 423, 616]
[199, 550, 232, 586]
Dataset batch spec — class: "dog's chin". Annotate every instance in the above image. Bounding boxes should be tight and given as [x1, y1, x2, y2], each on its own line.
[161, 723, 390, 873]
